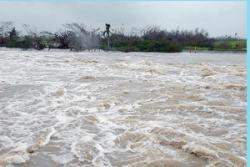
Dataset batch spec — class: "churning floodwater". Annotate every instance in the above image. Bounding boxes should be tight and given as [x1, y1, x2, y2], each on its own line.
[0, 49, 246, 167]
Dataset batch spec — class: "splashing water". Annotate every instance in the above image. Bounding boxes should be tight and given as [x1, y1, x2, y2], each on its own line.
[0, 49, 246, 166]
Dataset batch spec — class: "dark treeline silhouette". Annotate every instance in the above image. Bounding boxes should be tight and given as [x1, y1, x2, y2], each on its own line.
[0, 22, 246, 52]
[107, 27, 214, 52]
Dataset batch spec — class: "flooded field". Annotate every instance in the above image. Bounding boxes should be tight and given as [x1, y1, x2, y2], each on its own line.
[0, 49, 246, 167]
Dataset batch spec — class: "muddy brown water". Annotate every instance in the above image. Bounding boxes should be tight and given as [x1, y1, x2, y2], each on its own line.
[0, 49, 246, 167]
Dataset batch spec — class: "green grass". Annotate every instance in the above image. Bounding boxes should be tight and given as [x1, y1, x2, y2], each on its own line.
[102, 39, 183, 53]
[184, 46, 211, 51]
[184, 40, 246, 52]
[212, 39, 246, 51]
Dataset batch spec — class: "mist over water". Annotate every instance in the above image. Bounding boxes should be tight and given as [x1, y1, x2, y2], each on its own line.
[0, 49, 246, 166]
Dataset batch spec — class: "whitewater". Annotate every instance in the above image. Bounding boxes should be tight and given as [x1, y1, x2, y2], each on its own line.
[0, 48, 246, 167]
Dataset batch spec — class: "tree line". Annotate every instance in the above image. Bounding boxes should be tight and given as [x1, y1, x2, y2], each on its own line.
[0, 22, 246, 52]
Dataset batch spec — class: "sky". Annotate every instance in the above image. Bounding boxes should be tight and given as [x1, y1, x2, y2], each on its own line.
[0, 1, 246, 38]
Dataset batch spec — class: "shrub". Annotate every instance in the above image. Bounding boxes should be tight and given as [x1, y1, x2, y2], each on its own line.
[16, 36, 33, 49]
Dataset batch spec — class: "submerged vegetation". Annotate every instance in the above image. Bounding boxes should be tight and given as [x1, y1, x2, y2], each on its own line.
[0, 21, 246, 52]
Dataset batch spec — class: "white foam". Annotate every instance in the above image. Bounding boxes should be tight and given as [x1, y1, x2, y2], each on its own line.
[0, 49, 246, 166]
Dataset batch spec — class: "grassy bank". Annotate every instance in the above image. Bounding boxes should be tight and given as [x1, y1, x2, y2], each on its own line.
[103, 39, 246, 53]
[212, 39, 246, 51]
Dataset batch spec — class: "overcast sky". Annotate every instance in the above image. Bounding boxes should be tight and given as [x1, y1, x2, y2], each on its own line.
[0, 1, 246, 37]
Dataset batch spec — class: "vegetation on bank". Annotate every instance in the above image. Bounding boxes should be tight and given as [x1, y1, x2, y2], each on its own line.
[211, 39, 246, 51]
[0, 22, 246, 52]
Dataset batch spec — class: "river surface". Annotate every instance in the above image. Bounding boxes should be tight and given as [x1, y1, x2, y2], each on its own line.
[0, 49, 246, 167]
